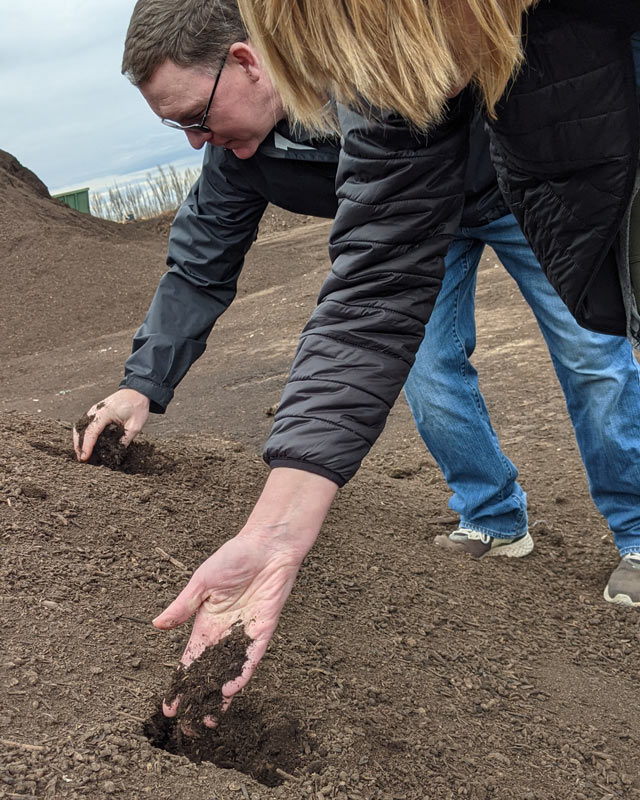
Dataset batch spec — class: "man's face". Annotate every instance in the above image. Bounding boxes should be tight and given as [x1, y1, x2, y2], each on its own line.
[139, 45, 285, 160]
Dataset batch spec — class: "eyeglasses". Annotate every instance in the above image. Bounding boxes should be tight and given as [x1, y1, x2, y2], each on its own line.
[161, 56, 227, 133]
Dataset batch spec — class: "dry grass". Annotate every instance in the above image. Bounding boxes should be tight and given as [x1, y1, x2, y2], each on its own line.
[90, 164, 200, 221]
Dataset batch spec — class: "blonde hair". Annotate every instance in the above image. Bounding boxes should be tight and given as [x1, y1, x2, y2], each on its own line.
[238, 0, 536, 131]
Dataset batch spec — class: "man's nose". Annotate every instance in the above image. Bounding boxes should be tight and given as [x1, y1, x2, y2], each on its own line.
[185, 130, 212, 150]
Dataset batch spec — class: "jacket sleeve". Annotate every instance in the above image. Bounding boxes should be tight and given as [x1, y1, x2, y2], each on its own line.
[263, 101, 470, 486]
[120, 146, 268, 412]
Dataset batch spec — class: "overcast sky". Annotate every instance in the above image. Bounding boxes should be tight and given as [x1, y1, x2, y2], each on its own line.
[1, 0, 204, 194]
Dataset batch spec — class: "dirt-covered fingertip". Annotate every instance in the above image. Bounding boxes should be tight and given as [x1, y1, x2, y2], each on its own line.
[162, 696, 179, 717]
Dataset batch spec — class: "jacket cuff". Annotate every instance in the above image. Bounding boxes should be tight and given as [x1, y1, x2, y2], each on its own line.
[118, 376, 173, 414]
[265, 458, 345, 487]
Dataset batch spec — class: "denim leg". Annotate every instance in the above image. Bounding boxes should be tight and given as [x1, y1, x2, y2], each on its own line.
[485, 214, 640, 556]
[404, 235, 528, 537]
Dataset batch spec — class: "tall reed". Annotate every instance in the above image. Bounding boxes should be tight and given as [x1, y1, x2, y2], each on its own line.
[90, 164, 201, 221]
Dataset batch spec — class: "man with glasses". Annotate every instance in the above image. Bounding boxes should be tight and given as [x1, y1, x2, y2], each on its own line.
[160, 52, 226, 136]
[77, 0, 640, 693]
[77, 0, 340, 449]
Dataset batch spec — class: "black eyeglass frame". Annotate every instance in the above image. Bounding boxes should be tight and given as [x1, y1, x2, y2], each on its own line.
[161, 55, 227, 133]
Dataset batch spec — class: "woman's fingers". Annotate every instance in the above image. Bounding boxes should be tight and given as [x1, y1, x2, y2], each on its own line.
[152, 578, 206, 631]
[162, 696, 180, 717]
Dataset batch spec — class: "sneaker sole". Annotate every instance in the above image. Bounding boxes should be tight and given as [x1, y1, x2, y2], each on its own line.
[603, 587, 640, 607]
[486, 531, 534, 558]
[434, 531, 534, 558]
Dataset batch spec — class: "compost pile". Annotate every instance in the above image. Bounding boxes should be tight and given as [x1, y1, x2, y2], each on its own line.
[2, 150, 640, 800]
[0, 150, 171, 361]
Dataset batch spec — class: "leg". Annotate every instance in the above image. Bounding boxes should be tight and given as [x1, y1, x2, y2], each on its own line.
[486, 214, 640, 557]
[404, 234, 528, 538]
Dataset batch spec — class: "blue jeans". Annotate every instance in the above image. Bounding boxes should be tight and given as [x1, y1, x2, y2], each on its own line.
[404, 214, 640, 556]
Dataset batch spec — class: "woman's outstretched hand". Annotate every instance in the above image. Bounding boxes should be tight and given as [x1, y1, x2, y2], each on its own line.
[153, 526, 307, 718]
[152, 468, 338, 725]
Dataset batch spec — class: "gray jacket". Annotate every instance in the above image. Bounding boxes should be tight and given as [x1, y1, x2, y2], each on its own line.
[121, 123, 339, 412]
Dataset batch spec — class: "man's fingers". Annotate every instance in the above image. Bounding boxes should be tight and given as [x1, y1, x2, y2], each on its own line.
[120, 427, 138, 447]
[75, 422, 103, 462]
[72, 428, 82, 459]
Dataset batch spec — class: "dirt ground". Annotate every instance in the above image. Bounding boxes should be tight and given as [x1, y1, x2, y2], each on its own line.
[2, 150, 640, 800]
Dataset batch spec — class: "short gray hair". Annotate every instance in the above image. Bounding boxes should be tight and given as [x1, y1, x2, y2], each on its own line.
[122, 0, 247, 85]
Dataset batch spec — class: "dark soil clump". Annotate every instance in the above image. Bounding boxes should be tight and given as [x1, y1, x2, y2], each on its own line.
[145, 701, 304, 786]
[75, 414, 127, 469]
[145, 624, 304, 786]
[74, 413, 171, 473]
[165, 623, 252, 735]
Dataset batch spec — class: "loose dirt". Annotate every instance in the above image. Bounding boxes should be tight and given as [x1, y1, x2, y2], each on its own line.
[1, 150, 640, 800]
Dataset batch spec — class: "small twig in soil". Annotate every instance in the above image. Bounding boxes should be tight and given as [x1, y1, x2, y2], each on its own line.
[117, 614, 151, 625]
[155, 547, 189, 573]
[0, 737, 45, 752]
[275, 767, 300, 783]
[421, 586, 451, 600]
[240, 786, 251, 800]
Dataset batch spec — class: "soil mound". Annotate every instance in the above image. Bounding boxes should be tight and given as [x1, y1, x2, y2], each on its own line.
[3, 146, 640, 799]
[0, 149, 322, 364]
[0, 150, 169, 361]
[0, 149, 51, 198]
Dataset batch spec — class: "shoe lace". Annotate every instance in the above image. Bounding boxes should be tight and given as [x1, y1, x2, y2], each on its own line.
[453, 528, 491, 544]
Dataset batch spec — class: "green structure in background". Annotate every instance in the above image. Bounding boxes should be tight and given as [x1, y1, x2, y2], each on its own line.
[52, 187, 91, 214]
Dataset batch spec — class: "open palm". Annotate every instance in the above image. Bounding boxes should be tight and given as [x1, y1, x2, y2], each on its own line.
[153, 531, 305, 718]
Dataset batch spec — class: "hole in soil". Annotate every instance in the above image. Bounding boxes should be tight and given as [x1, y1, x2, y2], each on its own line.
[105, 440, 175, 476]
[72, 415, 174, 474]
[143, 701, 305, 787]
[28, 437, 174, 475]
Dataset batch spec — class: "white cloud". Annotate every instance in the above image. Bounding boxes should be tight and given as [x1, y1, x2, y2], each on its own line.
[0, 0, 201, 191]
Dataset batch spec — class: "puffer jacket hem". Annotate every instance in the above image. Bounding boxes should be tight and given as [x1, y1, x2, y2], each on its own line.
[265, 458, 345, 487]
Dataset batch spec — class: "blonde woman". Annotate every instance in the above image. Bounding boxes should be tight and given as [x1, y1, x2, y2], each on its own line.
[146, 0, 640, 721]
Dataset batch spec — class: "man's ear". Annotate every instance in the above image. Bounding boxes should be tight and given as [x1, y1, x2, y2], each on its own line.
[228, 41, 261, 81]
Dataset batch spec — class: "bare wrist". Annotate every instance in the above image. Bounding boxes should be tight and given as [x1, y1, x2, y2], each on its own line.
[238, 467, 338, 555]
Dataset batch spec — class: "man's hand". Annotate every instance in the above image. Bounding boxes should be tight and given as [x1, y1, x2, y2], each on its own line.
[73, 388, 150, 461]
[153, 468, 338, 726]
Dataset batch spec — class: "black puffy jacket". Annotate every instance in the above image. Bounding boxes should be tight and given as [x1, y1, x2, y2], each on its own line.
[264, 0, 640, 486]
[489, 0, 640, 336]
